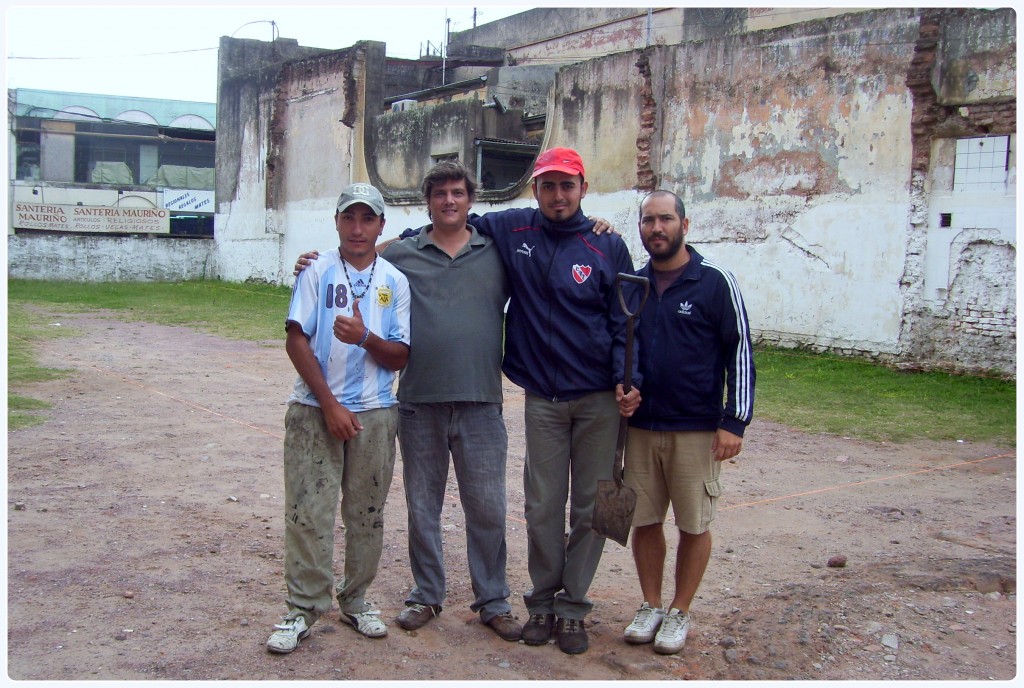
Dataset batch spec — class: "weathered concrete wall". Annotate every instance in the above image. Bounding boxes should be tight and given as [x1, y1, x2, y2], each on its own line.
[449, 8, 874, 63]
[489, 65, 560, 118]
[220, 8, 1014, 375]
[540, 8, 1014, 375]
[7, 236, 214, 281]
[542, 56, 645, 194]
[448, 8, 645, 53]
[369, 101, 480, 197]
[933, 9, 1016, 104]
[370, 104, 526, 190]
[214, 38, 371, 283]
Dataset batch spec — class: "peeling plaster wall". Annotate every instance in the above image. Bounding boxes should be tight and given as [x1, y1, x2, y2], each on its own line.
[269, 50, 365, 284]
[542, 8, 1013, 374]
[623, 11, 917, 355]
[899, 9, 1017, 376]
[915, 134, 1016, 374]
[543, 57, 643, 193]
[216, 38, 323, 283]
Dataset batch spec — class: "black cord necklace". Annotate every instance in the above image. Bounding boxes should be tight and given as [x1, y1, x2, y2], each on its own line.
[342, 254, 377, 300]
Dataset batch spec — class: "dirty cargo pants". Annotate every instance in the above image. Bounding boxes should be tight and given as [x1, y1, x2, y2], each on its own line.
[281, 402, 398, 625]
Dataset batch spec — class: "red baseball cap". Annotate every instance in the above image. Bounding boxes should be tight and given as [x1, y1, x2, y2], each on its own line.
[532, 147, 585, 178]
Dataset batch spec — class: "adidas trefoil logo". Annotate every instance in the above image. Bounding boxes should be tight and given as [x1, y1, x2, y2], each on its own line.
[677, 301, 693, 315]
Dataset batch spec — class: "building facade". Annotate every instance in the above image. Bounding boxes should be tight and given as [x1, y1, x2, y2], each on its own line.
[7, 88, 217, 280]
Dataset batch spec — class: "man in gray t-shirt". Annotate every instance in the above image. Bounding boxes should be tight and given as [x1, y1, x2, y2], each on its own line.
[381, 162, 520, 641]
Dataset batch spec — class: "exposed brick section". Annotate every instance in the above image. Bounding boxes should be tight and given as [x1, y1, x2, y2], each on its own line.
[908, 9, 1017, 174]
[907, 12, 942, 173]
[634, 50, 657, 191]
[953, 304, 1015, 338]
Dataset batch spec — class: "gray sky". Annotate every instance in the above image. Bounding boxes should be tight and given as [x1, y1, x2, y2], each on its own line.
[5, 2, 532, 103]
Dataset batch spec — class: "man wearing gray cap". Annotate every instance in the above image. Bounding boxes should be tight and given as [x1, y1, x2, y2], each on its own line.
[267, 183, 411, 654]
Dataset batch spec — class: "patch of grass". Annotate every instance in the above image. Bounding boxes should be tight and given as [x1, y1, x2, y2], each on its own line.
[754, 347, 1015, 446]
[8, 279, 292, 342]
[8, 394, 53, 430]
[7, 300, 72, 429]
[8, 280, 1015, 446]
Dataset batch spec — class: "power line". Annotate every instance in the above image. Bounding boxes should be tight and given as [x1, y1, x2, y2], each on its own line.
[8, 47, 217, 61]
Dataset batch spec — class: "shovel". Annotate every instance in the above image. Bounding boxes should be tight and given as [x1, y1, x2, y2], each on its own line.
[592, 272, 650, 547]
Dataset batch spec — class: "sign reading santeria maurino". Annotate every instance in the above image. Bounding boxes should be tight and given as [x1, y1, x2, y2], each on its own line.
[14, 203, 171, 234]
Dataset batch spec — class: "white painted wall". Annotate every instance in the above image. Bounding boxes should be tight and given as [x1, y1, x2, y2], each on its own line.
[7, 235, 214, 281]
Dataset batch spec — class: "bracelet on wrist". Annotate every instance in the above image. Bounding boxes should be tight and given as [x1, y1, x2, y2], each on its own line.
[357, 327, 370, 347]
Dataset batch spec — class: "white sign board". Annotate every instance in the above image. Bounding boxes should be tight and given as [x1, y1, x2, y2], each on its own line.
[162, 189, 215, 212]
[13, 203, 171, 234]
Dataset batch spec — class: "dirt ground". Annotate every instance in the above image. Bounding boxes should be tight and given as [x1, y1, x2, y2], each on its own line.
[6, 307, 1017, 683]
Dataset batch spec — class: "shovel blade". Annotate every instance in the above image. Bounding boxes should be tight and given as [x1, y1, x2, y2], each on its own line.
[592, 479, 637, 547]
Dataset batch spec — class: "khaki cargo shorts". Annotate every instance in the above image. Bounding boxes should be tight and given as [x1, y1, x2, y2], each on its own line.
[624, 428, 721, 534]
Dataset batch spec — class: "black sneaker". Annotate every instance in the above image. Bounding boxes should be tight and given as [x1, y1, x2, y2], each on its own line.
[522, 613, 555, 645]
[557, 617, 588, 654]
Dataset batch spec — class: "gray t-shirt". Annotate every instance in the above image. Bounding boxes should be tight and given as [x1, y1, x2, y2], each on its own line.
[382, 224, 510, 403]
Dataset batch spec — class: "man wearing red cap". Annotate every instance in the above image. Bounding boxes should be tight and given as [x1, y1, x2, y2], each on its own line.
[458, 147, 642, 654]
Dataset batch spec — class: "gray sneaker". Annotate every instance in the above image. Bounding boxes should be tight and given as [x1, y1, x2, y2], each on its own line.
[266, 615, 310, 654]
[624, 602, 665, 644]
[654, 608, 690, 655]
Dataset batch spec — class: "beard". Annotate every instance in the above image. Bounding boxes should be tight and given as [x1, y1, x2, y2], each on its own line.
[643, 230, 685, 261]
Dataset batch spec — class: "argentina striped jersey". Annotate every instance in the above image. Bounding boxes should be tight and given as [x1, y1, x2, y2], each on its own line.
[286, 249, 411, 411]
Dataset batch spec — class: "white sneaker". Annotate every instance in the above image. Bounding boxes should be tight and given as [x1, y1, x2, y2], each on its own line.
[341, 604, 388, 638]
[266, 615, 310, 654]
[654, 608, 690, 654]
[624, 602, 665, 644]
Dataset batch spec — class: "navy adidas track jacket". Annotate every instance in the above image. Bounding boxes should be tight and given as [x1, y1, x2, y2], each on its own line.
[629, 246, 755, 436]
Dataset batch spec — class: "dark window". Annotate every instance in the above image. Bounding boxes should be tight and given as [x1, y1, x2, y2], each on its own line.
[169, 214, 214, 237]
[15, 125, 41, 181]
[157, 127, 215, 169]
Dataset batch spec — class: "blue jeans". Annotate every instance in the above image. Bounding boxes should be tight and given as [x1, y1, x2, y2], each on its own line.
[522, 391, 619, 620]
[398, 402, 511, 621]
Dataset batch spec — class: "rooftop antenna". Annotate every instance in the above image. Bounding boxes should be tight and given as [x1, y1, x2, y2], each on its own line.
[442, 14, 451, 85]
[231, 20, 278, 41]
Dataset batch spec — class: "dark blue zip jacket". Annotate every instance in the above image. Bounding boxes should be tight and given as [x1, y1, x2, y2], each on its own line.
[629, 246, 755, 436]
[469, 207, 641, 401]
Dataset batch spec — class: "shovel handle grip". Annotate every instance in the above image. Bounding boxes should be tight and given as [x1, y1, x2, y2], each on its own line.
[615, 273, 650, 394]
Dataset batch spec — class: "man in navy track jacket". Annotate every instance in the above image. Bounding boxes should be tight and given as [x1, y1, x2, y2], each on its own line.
[618, 189, 755, 656]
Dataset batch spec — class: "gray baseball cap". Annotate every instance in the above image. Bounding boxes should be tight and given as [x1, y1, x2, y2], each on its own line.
[336, 183, 385, 216]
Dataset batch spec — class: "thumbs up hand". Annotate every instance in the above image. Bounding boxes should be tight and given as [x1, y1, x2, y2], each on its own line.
[334, 299, 370, 346]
